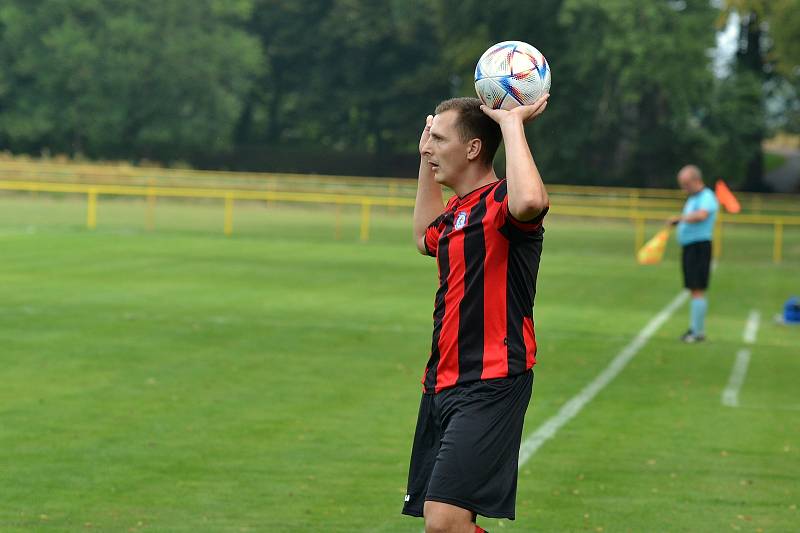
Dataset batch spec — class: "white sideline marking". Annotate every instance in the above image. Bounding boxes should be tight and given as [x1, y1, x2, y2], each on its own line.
[742, 310, 761, 345]
[721, 310, 761, 407]
[517, 290, 689, 466]
[721, 349, 751, 407]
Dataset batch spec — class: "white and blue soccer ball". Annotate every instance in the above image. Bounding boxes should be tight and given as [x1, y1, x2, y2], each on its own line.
[474, 41, 551, 110]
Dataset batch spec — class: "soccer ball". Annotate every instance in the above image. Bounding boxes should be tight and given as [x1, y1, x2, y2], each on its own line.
[474, 41, 551, 110]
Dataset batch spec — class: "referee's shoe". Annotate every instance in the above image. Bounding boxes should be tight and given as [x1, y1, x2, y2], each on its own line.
[680, 329, 706, 343]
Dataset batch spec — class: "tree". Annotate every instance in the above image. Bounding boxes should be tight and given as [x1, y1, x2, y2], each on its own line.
[539, 0, 717, 186]
[235, 0, 334, 146]
[313, 0, 450, 154]
[429, 0, 720, 187]
[237, 0, 450, 155]
[716, 0, 800, 189]
[0, 0, 262, 160]
[765, 0, 800, 134]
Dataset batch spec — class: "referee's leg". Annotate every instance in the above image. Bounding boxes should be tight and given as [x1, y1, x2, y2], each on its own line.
[424, 501, 485, 533]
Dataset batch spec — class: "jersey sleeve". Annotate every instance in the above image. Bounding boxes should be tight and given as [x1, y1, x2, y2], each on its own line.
[424, 216, 443, 257]
[491, 180, 547, 238]
[700, 189, 719, 213]
[425, 202, 455, 257]
[423, 197, 459, 257]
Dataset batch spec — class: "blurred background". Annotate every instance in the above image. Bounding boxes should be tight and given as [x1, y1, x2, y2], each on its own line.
[0, 0, 798, 190]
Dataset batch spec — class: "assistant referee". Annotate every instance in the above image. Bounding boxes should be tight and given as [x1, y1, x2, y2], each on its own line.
[668, 164, 719, 343]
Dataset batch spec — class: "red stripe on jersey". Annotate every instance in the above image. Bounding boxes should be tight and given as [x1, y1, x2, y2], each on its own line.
[523, 316, 537, 368]
[481, 203, 509, 379]
[435, 212, 466, 391]
[424, 224, 439, 256]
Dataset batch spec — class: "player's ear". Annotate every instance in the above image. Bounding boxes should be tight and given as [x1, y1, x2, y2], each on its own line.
[466, 138, 482, 161]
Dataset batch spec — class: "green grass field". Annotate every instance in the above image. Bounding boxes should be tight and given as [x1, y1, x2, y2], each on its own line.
[1, 194, 799, 532]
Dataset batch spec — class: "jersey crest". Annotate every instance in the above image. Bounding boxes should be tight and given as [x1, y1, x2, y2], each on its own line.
[454, 211, 468, 230]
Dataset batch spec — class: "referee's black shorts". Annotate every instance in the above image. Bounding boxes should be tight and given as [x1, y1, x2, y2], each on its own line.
[681, 240, 712, 290]
[401, 370, 533, 520]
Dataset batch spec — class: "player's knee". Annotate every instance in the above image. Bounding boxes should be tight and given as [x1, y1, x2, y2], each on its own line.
[424, 505, 470, 533]
[424, 516, 453, 533]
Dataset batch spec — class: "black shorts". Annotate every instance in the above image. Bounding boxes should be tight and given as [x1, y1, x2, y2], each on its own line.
[401, 370, 533, 520]
[682, 240, 712, 290]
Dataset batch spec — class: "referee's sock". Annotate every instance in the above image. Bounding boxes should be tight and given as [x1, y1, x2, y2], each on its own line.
[690, 296, 707, 335]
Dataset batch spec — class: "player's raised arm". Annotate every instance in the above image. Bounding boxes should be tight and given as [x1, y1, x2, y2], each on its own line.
[480, 94, 549, 222]
[413, 114, 445, 254]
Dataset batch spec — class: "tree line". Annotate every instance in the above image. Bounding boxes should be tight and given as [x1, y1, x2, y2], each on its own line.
[0, 0, 797, 189]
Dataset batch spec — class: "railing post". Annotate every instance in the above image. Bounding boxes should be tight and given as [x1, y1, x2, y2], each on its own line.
[360, 200, 371, 242]
[146, 179, 156, 231]
[335, 201, 342, 240]
[87, 188, 97, 230]
[389, 182, 397, 213]
[774, 219, 783, 264]
[630, 189, 639, 211]
[713, 213, 722, 260]
[634, 215, 645, 256]
[224, 193, 234, 236]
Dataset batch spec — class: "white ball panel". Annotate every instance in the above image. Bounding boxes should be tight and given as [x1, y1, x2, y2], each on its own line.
[475, 77, 508, 109]
[510, 71, 545, 105]
[475, 42, 515, 78]
[510, 50, 535, 75]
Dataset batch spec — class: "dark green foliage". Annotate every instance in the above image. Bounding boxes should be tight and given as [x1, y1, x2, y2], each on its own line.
[0, 0, 262, 159]
[0, 0, 797, 187]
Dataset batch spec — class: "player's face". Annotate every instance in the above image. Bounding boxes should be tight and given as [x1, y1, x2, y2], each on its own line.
[422, 110, 470, 187]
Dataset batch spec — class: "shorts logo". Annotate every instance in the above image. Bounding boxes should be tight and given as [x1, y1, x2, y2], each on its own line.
[454, 211, 468, 230]
[404, 494, 411, 502]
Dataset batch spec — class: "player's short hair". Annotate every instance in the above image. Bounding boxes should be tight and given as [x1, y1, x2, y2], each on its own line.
[435, 97, 501, 165]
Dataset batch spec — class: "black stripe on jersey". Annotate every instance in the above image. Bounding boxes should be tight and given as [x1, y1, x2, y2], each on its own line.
[493, 179, 507, 202]
[456, 189, 490, 384]
[424, 215, 455, 393]
[506, 227, 544, 375]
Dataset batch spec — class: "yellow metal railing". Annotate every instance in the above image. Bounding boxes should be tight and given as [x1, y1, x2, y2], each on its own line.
[1, 180, 798, 262]
[2, 159, 799, 215]
[0, 180, 412, 243]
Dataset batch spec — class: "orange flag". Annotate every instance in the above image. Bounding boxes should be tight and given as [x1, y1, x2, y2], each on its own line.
[637, 228, 671, 265]
[715, 179, 741, 213]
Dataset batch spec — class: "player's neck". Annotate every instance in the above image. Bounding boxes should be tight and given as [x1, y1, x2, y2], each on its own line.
[452, 166, 498, 198]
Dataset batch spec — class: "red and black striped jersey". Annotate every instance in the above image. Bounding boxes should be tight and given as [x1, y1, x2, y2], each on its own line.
[422, 179, 546, 394]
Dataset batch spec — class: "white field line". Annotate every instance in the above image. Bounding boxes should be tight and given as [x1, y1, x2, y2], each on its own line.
[721, 310, 761, 407]
[721, 349, 752, 407]
[517, 290, 689, 466]
[743, 310, 761, 345]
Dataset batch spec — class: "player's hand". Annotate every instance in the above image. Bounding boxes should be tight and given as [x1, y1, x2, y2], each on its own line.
[666, 215, 682, 226]
[480, 93, 549, 126]
[419, 114, 433, 155]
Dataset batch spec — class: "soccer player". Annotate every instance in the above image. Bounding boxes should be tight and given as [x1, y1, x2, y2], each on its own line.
[667, 164, 719, 343]
[402, 94, 549, 533]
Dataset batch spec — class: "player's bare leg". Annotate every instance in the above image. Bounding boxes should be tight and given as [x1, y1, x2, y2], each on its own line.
[424, 501, 486, 533]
